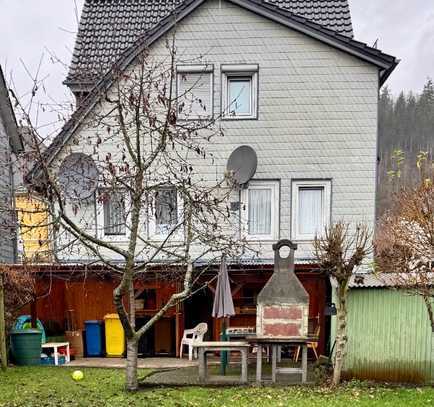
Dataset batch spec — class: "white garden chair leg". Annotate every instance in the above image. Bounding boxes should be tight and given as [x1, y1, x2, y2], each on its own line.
[188, 345, 193, 361]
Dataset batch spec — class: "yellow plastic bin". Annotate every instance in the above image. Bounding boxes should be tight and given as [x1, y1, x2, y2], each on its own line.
[104, 314, 125, 357]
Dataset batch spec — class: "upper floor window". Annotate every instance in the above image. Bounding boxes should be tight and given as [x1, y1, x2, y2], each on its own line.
[222, 64, 258, 119]
[291, 180, 331, 241]
[177, 65, 213, 120]
[104, 192, 126, 236]
[155, 186, 178, 235]
[241, 180, 279, 240]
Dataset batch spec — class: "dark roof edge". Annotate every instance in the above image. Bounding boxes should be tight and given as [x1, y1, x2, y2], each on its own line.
[0, 66, 24, 154]
[28, 0, 398, 183]
[238, 0, 398, 83]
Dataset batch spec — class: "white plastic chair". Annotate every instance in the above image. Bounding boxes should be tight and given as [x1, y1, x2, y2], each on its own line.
[179, 322, 208, 361]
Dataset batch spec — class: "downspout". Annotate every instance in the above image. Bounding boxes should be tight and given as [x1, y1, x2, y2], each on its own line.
[374, 69, 381, 225]
[9, 150, 18, 264]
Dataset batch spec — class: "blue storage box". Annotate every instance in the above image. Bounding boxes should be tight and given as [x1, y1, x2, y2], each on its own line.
[84, 320, 104, 357]
[41, 356, 66, 365]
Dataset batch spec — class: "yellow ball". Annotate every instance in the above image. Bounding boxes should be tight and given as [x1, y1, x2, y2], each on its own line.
[72, 370, 84, 381]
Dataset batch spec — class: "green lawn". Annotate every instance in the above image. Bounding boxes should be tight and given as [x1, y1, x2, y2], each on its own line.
[0, 367, 433, 407]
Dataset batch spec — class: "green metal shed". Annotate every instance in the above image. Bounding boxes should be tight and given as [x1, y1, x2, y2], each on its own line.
[332, 274, 434, 384]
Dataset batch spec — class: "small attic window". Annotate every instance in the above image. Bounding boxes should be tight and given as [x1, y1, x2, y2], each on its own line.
[222, 64, 258, 120]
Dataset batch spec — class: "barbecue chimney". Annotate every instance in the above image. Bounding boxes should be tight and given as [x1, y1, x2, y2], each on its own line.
[256, 240, 309, 338]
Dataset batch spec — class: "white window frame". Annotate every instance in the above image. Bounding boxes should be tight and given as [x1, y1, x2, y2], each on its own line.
[149, 187, 184, 241]
[97, 190, 131, 242]
[221, 64, 258, 120]
[241, 180, 279, 241]
[176, 64, 214, 120]
[291, 180, 331, 241]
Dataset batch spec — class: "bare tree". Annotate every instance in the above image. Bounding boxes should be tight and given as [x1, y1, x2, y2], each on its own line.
[11, 39, 250, 390]
[313, 222, 372, 386]
[0, 265, 36, 370]
[376, 152, 434, 330]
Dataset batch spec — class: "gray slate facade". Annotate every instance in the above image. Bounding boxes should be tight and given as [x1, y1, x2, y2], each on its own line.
[30, 0, 398, 263]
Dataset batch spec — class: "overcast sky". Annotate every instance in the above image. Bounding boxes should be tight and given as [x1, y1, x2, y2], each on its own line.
[0, 0, 433, 134]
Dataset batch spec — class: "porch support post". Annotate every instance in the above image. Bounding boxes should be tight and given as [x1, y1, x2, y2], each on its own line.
[301, 344, 308, 383]
[256, 344, 262, 384]
[271, 344, 277, 383]
[30, 297, 37, 328]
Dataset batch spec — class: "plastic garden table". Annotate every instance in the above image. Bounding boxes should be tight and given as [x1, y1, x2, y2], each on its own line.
[41, 342, 70, 365]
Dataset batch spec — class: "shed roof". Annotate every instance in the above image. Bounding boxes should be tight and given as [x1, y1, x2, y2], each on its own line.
[66, 0, 354, 86]
[347, 272, 434, 289]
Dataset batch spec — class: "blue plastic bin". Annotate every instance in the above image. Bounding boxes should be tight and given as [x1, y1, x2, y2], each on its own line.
[84, 320, 103, 356]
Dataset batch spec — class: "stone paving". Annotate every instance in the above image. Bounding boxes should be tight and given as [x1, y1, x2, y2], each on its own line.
[142, 360, 316, 386]
[66, 356, 316, 386]
[67, 357, 199, 369]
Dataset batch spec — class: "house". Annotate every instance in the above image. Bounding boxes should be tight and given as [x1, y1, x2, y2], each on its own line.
[26, 0, 397, 357]
[0, 65, 24, 264]
[0, 67, 49, 264]
[14, 127, 51, 262]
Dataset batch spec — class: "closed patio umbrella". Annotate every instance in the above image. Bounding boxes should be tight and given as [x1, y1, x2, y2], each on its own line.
[212, 256, 235, 319]
[212, 256, 235, 374]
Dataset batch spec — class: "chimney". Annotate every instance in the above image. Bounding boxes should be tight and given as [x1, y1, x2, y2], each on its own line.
[256, 240, 309, 338]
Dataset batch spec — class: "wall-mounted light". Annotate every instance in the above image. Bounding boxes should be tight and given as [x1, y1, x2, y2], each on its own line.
[325, 302, 337, 316]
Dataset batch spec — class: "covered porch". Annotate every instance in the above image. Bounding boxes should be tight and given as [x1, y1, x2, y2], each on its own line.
[16, 262, 330, 361]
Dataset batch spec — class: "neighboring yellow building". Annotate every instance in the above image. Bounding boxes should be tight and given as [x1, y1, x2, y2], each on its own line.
[15, 193, 51, 262]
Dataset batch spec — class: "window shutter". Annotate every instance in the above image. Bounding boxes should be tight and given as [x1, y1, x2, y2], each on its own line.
[177, 72, 212, 118]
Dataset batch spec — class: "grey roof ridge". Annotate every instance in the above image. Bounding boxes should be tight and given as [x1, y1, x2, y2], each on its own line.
[27, 0, 398, 184]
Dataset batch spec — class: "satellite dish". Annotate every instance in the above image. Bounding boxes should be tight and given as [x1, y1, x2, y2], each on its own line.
[226, 145, 257, 185]
[58, 153, 98, 200]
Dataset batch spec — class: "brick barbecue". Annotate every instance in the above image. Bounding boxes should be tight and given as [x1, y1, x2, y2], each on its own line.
[256, 240, 309, 338]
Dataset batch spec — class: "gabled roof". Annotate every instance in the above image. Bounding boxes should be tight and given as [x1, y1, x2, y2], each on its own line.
[66, 0, 354, 87]
[0, 66, 24, 154]
[28, 0, 397, 184]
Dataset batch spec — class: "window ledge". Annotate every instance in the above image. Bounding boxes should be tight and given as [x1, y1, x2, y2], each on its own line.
[245, 236, 279, 242]
[221, 116, 258, 121]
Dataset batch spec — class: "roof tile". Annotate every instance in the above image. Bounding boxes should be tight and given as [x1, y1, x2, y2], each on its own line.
[66, 0, 353, 86]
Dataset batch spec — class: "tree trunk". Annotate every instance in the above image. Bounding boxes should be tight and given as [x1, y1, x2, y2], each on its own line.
[422, 296, 434, 331]
[125, 337, 139, 391]
[129, 280, 135, 330]
[333, 284, 348, 386]
[0, 272, 7, 371]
